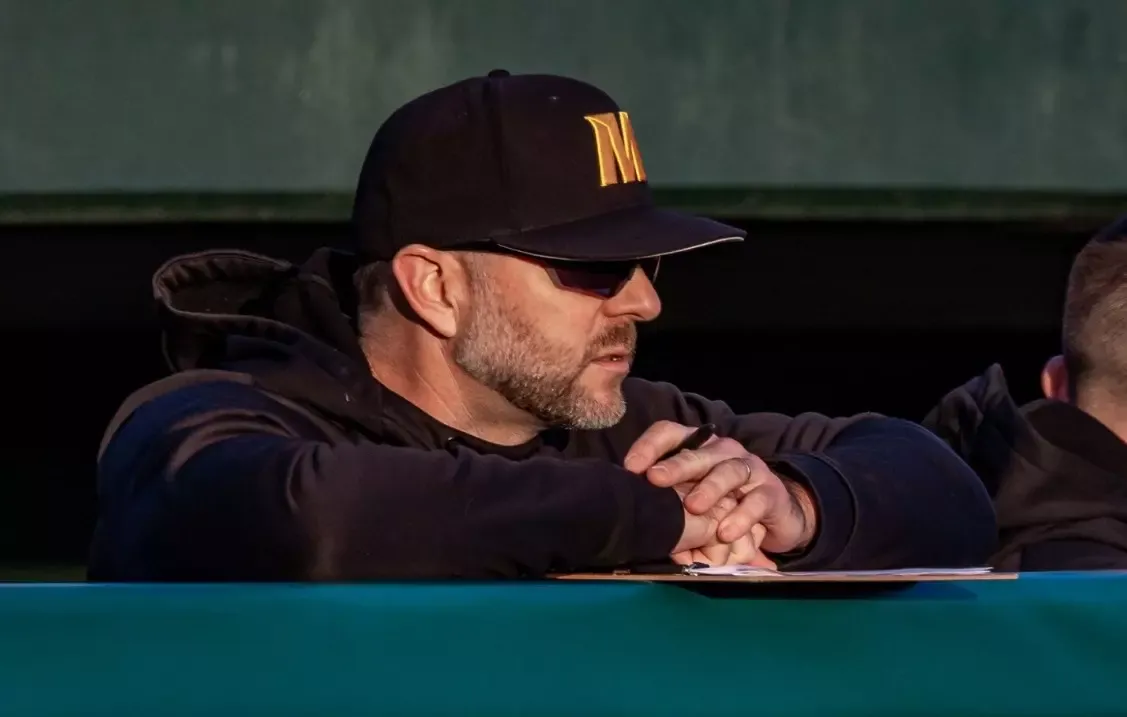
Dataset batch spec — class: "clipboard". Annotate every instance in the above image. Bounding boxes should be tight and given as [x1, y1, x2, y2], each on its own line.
[553, 565, 1016, 584]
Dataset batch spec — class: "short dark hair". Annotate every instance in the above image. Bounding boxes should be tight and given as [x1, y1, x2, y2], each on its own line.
[352, 253, 488, 324]
[1062, 223, 1127, 402]
[353, 261, 390, 319]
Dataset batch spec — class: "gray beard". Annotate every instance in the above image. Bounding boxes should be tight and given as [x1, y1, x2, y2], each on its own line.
[452, 296, 634, 431]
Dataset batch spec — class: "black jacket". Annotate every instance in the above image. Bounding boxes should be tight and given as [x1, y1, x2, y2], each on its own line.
[90, 248, 995, 580]
[924, 364, 1127, 571]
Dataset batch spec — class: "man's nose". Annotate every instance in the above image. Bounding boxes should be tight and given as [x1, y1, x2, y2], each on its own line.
[605, 266, 662, 322]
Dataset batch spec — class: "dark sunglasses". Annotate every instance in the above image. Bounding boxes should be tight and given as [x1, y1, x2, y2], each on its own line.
[455, 243, 660, 299]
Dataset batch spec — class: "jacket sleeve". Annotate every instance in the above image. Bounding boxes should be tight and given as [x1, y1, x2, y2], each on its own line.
[619, 379, 997, 570]
[91, 381, 685, 581]
[1019, 538, 1127, 572]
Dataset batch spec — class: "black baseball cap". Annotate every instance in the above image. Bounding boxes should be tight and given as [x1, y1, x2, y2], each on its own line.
[351, 69, 745, 264]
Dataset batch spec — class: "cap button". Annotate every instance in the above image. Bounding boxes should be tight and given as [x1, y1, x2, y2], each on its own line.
[487, 69, 510, 79]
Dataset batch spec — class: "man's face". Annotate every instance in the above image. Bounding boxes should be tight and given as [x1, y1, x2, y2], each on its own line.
[452, 252, 662, 430]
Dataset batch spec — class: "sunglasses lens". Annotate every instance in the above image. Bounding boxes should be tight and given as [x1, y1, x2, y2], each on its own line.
[550, 257, 661, 297]
[551, 265, 632, 297]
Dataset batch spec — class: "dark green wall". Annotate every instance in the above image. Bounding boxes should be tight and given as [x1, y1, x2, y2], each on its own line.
[4, 0, 1127, 201]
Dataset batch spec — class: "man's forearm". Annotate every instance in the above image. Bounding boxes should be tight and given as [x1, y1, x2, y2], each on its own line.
[781, 478, 818, 552]
[768, 417, 996, 570]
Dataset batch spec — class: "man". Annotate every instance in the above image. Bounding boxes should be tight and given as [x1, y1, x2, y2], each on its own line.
[90, 70, 994, 580]
[925, 217, 1127, 571]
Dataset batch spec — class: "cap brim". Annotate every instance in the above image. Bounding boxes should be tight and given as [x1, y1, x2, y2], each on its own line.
[493, 206, 745, 262]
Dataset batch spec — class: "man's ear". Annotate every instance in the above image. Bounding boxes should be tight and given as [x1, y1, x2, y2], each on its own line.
[389, 245, 469, 338]
[1041, 354, 1071, 402]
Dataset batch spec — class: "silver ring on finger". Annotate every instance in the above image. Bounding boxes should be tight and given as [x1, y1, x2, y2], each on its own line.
[736, 456, 753, 483]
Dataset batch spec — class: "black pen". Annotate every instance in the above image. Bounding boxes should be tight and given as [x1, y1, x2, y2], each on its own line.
[657, 423, 716, 462]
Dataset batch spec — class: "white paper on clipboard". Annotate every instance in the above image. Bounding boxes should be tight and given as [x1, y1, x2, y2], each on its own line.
[683, 565, 994, 578]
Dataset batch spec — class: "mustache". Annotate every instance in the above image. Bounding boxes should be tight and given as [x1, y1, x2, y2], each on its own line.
[587, 323, 637, 360]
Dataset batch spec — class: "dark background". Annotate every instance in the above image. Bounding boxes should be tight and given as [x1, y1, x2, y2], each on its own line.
[0, 216, 1095, 570]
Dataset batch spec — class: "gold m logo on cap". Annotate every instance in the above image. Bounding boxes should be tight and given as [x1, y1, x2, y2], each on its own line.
[584, 112, 647, 187]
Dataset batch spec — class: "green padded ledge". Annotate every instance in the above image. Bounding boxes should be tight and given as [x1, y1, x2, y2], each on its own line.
[0, 572, 1124, 715]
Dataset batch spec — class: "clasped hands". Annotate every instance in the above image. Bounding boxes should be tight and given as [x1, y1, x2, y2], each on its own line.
[624, 421, 817, 568]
